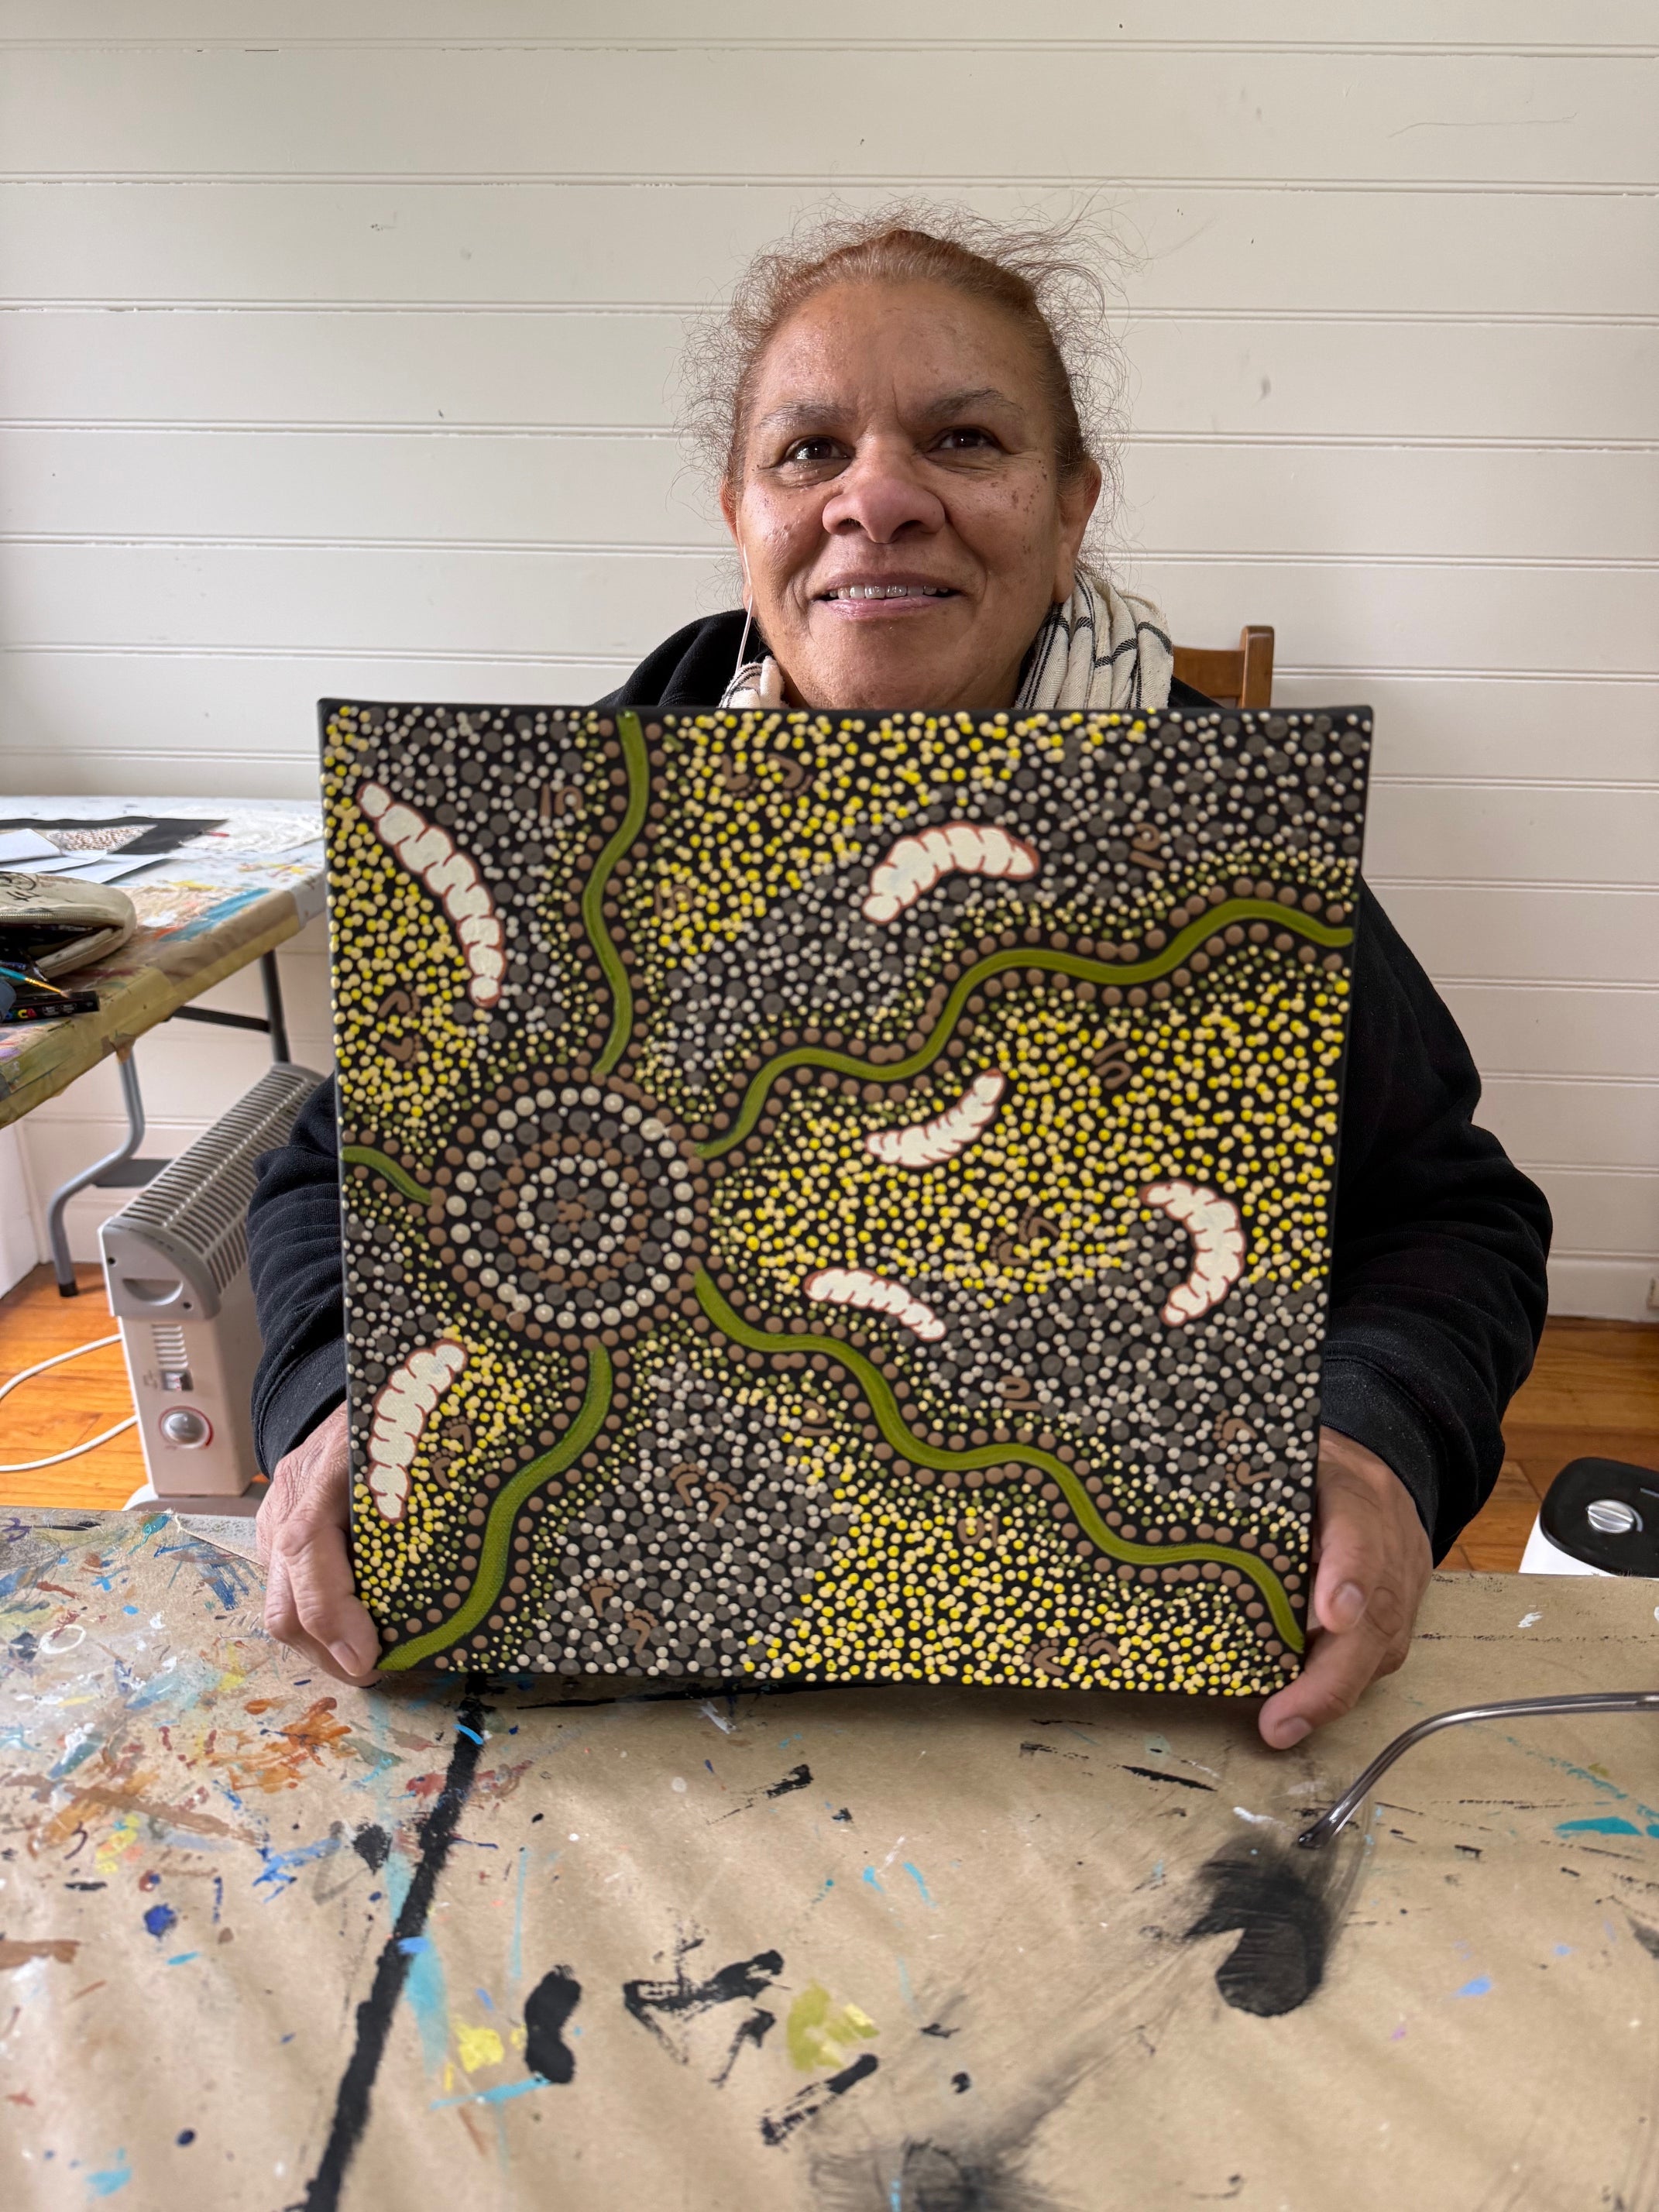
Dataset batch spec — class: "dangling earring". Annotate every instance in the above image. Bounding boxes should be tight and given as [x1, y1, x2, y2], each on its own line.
[726, 541, 783, 709]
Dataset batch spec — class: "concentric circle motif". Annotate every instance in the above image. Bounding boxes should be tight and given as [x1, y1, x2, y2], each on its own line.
[425, 1073, 707, 1345]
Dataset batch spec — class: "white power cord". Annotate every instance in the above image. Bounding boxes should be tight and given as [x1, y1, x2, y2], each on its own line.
[0, 1333, 138, 1472]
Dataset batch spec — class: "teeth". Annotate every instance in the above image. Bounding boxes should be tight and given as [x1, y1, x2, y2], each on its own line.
[836, 584, 949, 599]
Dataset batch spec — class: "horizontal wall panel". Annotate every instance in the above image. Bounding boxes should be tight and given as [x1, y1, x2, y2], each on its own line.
[1363, 785, 1659, 890]
[5, 544, 1653, 676]
[4, 659, 1654, 795]
[3, 50, 1652, 185]
[8, 4, 1657, 51]
[1368, 888, 1659, 988]
[0, 429, 718, 549]
[1273, 676, 1659, 783]
[1477, 1077, 1659, 1170]
[5, 311, 1655, 444]
[1525, 1166, 1659, 1261]
[1443, 985, 1659, 1081]
[7, 431, 1657, 568]
[2, 183, 1654, 320]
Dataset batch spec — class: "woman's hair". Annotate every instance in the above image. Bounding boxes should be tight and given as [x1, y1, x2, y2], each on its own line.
[682, 201, 1128, 541]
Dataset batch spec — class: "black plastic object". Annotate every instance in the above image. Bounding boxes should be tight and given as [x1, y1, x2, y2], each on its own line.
[1540, 1456, 1659, 1576]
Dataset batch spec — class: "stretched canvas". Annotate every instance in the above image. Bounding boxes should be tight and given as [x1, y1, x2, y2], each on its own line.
[320, 701, 1372, 1691]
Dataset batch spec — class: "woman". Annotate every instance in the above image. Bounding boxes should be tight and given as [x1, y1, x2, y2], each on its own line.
[251, 211, 1549, 1747]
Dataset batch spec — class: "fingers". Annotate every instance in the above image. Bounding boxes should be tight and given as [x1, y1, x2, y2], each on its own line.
[258, 1402, 380, 1683]
[270, 1511, 382, 1684]
[1258, 1427, 1431, 1751]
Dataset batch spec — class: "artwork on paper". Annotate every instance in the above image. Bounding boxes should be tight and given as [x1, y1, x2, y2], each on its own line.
[320, 699, 1372, 1692]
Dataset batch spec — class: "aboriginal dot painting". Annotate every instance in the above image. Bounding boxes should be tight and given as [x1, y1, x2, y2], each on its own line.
[320, 699, 1372, 1692]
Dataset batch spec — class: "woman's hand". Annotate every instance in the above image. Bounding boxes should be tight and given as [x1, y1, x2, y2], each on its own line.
[256, 1402, 381, 1685]
[1257, 1426, 1434, 1750]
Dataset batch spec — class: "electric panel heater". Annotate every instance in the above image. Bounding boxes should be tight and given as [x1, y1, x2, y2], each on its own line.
[101, 1062, 321, 1511]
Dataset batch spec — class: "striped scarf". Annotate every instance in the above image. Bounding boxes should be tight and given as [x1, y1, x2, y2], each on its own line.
[721, 565, 1173, 715]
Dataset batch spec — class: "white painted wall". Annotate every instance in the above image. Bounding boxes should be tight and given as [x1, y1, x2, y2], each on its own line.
[1, 2, 1654, 1312]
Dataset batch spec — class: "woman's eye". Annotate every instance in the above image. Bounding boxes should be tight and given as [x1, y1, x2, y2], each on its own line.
[936, 427, 998, 452]
[780, 436, 843, 465]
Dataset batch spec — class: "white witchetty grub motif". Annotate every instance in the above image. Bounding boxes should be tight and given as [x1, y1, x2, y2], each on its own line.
[861, 823, 1039, 925]
[802, 1267, 946, 1343]
[366, 1338, 466, 1521]
[357, 781, 506, 1008]
[865, 1070, 1007, 1169]
[1140, 1181, 1247, 1326]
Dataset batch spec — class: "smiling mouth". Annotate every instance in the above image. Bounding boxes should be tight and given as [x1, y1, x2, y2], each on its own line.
[819, 583, 957, 602]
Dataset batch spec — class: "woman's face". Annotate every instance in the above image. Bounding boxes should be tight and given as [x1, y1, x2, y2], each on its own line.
[721, 280, 1100, 713]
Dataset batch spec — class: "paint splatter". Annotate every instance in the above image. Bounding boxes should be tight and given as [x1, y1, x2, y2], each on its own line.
[454, 2021, 505, 2073]
[85, 2148, 132, 2197]
[760, 2053, 880, 2148]
[142, 1904, 177, 1941]
[1454, 1975, 1492, 1998]
[1184, 1850, 1331, 2017]
[786, 1981, 880, 2073]
[622, 1936, 783, 2067]
[524, 1966, 582, 2085]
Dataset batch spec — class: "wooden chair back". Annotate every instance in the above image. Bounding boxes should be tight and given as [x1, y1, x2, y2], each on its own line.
[1172, 625, 1274, 709]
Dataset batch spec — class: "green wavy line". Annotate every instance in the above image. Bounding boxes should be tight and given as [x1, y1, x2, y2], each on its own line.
[585, 708, 652, 1077]
[342, 1145, 432, 1207]
[693, 1267, 1303, 1654]
[379, 1342, 615, 1671]
[699, 899, 1352, 1159]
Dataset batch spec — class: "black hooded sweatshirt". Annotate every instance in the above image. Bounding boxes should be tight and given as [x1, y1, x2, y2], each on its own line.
[248, 611, 1551, 1562]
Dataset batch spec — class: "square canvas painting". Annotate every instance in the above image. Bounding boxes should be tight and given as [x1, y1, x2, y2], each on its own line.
[320, 700, 1372, 1691]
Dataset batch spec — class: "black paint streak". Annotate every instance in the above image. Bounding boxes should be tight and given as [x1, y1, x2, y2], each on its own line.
[1018, 1741, 1056, 1757]
[920, 2021, 959, 2039]
[760, 2052, 879, 2147]
[712, 2004, 775, 2087]
[951, 2071, 972, 2094]
[623, 1936, 785, 2060]
[1629, 1918, 1659, 1963]
[765, 1762, 813, 1798]
[1183, 1849, 1331, 2017]
[832, 1807, 854, 1823]
[351, 1824, 390, 1872]
[294, 1688, 487, 2212]
[524, 1966, 582, 2083]
[1121, 1764, 1214, 1792]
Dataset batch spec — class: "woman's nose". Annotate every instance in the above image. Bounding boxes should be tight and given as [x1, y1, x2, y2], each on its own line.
[819, 441, 946, 542]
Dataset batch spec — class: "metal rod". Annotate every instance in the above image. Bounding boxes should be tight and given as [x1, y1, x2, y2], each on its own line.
[259, 950, 290, 1063]
[1296, 1690, 1659, 1850]
[46, 1047, 146, 1296]
[173, 1005, 271, 1035]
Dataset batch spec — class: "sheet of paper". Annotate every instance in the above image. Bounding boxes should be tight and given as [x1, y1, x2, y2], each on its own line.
[0, 829, 68, 866]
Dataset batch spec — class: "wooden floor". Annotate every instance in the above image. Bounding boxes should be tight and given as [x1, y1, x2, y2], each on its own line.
[2, 1264, 1656, 1568]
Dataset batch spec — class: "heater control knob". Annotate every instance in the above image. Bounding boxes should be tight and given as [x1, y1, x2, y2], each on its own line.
[159, 1408, 211, 1448]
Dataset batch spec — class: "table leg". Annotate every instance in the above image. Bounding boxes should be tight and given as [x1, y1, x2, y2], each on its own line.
[259, 950, 290, 1063]
[46, 1048, 146, 1297]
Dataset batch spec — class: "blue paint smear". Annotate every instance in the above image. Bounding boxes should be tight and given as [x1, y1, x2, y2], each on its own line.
[165, 1953, 201, 1966]
[902, 1863, 936, 1909]
[429, 2076, 549, 2112]
[122, 1606, 139, 1616]
[1455, 1975, 1493, 1998]
[1558, 1815, 1642, 1836]
[50, 1735, 101, 1780]
[862, 1866, 884, 1891]
[85, 2150, 132, 2197]
[454, 1723, 483, 1745]
[387, 1851, 450, 2073]
[254, 1833, 343, 1894]
[510, 1846, 528, 1984]
[142, 1904, 177, 1939]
